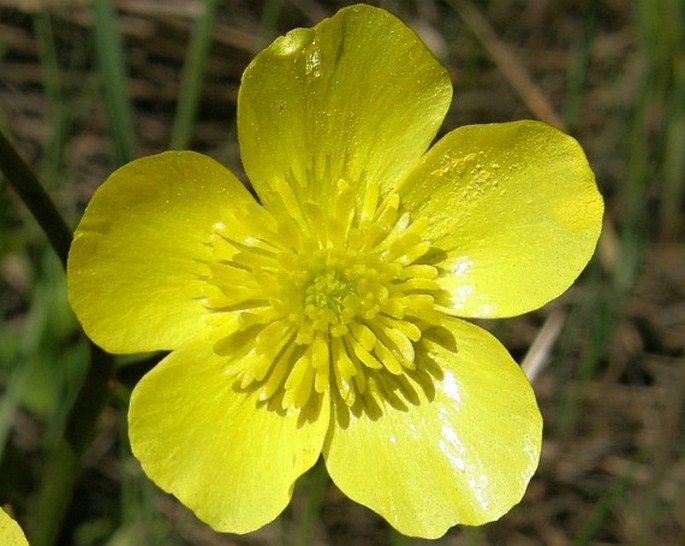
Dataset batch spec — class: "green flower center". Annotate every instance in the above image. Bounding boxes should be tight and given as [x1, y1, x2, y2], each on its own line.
[278, 248, 394, 343]
[204, 181, 449, 412]
[306, 269, 351, 313]
[303, 267, 357, 335]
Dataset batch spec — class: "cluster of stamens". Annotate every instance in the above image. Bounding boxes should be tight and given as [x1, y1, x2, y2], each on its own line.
[202, 177, 448, 411]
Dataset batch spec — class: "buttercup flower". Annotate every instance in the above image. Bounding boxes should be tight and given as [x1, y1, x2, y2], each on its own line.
[1, 508, 29, 546]
[67, 4, 603, 539]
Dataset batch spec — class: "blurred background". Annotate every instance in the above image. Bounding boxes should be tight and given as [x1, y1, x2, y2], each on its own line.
[0, 0, 683, 544]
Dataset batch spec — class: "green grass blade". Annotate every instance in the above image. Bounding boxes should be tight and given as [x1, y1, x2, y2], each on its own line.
[562, 2, 597, 133]
[29, 343, 115, 546]
[256, 0, 284, 50]
[91, 0, 137, 165]
[291, 459, 328, 546]
[661, 95, 685, 237]
[170, 0, 220, 150]
[0, 130, 72, 267]
[33, 12, 68, 181]
[571, 451, 645, 545]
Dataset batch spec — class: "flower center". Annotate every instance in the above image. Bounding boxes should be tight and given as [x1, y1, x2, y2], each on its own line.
[304, 267, 356, 334]
[278, 248, 393, 344]
[307, 269, 350, 314]
[203, 180, 449, 412]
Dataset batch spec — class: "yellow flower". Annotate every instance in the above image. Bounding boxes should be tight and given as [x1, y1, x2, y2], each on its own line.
[67, 4, 603, 539]
[1, 508, 29, 546]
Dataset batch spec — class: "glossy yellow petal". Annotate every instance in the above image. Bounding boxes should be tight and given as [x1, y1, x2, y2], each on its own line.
[238, 4, 451, 213]
[68, 151, 260, 352]
[324, 318, 541, 538]
[0, 508, 29, 546]
[400, 121, 603, 318]
[129, 330, 329, 533]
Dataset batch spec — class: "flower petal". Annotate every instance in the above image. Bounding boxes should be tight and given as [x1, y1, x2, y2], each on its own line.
[129, 330, 329, 533]
[400, 121, 603, 318]
[0, 508, 29, 546]
[324, 318, 541, 538]
[68, 151, 260, 352]
[238, 4, 451, 211]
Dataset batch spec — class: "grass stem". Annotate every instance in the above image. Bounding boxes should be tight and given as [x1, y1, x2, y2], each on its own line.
[292, 459, 328, 546]
[170, 0, 220, 150]
[0, 130, 116, 546]
[91, 0, 137, 165]
[0, 130, 71, 268]
[29, 343, 115, 546]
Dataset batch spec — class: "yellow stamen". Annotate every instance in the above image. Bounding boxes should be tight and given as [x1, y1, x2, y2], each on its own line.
[206, 184, 449, 413]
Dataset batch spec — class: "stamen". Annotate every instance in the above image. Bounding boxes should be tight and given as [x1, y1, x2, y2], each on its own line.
[376, 314, 422, 342]
[349, 336, 384, 370]
[349, 322, 376, 351]
[399, 264, 438, 279]
[371, 321, 415, 364]
[373, 340, 404, 374]
[206, 183, 449, 414]
[359, 179, 380, 226]
[259, 343, 296, 401]
[284, 350, 316, 409]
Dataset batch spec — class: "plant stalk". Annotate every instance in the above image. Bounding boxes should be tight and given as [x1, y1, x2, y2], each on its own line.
[0, 130, 71, 268]
[0, 128, 115, 546]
